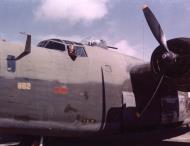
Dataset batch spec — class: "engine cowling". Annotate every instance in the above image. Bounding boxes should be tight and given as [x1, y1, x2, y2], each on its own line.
[151, 38, 190, 91]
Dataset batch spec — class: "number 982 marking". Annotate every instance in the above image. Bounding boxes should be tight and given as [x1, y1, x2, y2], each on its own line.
[17, 82, 31, 90]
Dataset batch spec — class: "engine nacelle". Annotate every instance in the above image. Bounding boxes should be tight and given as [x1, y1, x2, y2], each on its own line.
[125, 64, 190, 130]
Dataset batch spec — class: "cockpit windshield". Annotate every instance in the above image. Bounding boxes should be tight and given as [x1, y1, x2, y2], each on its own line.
[45, 41, 65, 51]
[37, 39, 87, 57]
[37, 39, 65, 51]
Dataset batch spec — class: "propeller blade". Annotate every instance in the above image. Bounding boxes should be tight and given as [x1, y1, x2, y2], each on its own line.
[143, 5, 169, 52]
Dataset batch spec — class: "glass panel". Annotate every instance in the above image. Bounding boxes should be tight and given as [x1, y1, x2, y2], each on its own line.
[75, 46, 87, 57]
[45, 42, 65, 51]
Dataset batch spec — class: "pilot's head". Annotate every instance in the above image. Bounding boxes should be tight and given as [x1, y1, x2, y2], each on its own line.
[68, 43, 77, 61]
[68, 44, 74, 53]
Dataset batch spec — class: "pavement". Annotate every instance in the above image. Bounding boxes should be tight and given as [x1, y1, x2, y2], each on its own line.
[0, 130, 190, 146]
[41, 131, 190, 146]
[164, 131, 190, 143]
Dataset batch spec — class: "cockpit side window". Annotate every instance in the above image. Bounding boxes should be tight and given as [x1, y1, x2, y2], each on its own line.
[45, 41, 65, 51]
[75, 46, 87, 57]
[67, 45, 87, 57]
[37, 41, 44, 47]
[37, 41, 48, 47]
[37, 42, 42, 47]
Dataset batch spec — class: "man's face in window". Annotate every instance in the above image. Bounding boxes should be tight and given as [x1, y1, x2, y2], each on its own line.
[69, 44, 75, 53]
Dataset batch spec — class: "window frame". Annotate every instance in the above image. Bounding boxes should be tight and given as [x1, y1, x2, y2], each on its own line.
[44, 40, 66, 52]
[75, 45, 88, 57]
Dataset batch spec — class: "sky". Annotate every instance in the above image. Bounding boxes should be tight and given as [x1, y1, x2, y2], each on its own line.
[0, 0, 190, 61]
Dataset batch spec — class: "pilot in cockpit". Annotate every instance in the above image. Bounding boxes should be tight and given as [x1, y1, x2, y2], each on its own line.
[68, 43, 77, 61]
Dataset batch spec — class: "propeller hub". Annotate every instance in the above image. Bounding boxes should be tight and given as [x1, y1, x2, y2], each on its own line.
[161, 51, 177, 62]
